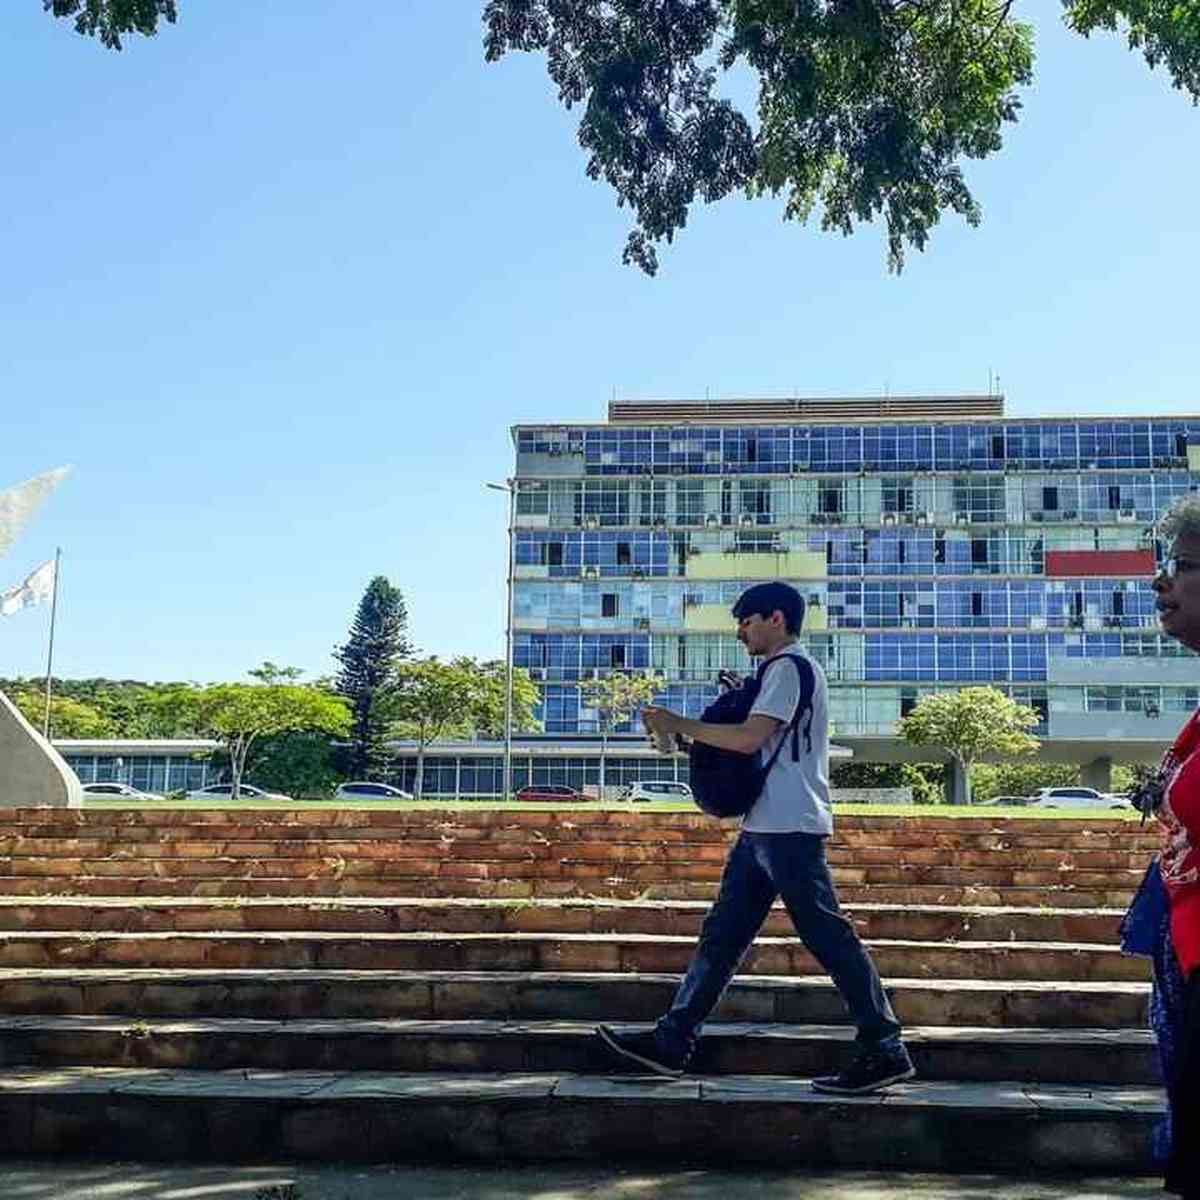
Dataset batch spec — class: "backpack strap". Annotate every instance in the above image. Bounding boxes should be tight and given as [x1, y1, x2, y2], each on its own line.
[756, 653, 816, 776]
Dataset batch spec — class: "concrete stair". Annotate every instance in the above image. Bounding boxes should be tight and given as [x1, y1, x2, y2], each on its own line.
[0, 809, 1164, 1173]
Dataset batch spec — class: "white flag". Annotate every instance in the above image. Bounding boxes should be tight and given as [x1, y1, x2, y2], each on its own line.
[0, 559, 56, 618]
[0, 467, 71, 561]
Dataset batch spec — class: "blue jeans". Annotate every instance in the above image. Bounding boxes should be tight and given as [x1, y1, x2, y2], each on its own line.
[656, 831, 902, 1059]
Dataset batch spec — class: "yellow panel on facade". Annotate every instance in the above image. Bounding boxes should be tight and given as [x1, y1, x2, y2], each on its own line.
[683, 602, 828, 633]
[686, 551, 825, 581]
[684, 604, 734, 632]
[1188, 445, 1200, 473]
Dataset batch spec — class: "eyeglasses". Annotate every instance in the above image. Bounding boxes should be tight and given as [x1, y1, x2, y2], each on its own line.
[1156, 557, 1200, 580]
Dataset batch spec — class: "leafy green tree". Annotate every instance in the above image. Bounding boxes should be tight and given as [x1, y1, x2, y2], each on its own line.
[190, 679, 351, 801]
[45, 0, 176, 49]
[8, 690, 115, 739]
[465, 659, 542, 740]
[484, 1, 1200, 274]
[377, 658, 486, 800]
[334, 577, 413, 779]
[579, 671, 665, 797]
[243, 730, 343, 800]
[899, 686, 1040, 804]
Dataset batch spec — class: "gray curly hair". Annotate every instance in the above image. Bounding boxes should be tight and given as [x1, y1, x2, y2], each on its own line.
[1158, 491, 1200, 544]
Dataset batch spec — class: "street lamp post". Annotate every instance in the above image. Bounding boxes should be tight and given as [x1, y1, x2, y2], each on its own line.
[486, 480, 518, 800]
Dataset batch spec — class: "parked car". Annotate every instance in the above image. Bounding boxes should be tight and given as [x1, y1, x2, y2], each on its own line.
[184, 783, 292, 802]
[977, 794, 1029, 807]
[515, 784, 584, 802]
[333, 781, 413, 800]
[80, 782, 164, 801]
[620, 780, 695, 803]
[1026, 786, 1127, 810]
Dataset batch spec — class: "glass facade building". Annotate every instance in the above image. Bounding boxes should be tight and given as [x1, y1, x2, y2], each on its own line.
[511, 397, 1199, 748]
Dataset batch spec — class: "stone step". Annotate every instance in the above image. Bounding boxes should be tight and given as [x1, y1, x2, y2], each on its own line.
[0, 858, 1148, 892]
[0, 837, 1154, 871]
[0, 875, 1138, 906]
[0, 969, 1149, 1027]
[4, 806, 1150, 828]
[0, 1066, 1160, 1171]
[0, 931, 1149, 982]
[0, 897, 1124, 945]
[0, 1016, 1159, 1085]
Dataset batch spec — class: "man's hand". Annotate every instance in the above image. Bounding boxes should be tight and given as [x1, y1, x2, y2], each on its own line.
[642, 705, 682, 736]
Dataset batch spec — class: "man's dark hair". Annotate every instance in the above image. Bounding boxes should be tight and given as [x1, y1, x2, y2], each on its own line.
[731, 582, 805, 635]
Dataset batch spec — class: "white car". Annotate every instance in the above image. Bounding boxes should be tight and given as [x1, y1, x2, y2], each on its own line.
[1026, 787, 1127, 810]
[333, 781, 414, 800]
[620, 780, 695, 803]
[80, 782, 164, 801]
[184, 783, 292, 802]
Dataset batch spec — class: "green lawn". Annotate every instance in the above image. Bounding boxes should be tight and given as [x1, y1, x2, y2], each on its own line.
[74, 796, 1144, 819]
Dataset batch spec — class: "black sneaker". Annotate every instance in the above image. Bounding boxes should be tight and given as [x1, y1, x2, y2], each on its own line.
[596, 1024, 687, 1078]
[812, 1042, 915, 1095]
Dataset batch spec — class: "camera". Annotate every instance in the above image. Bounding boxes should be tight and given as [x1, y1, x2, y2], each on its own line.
[1128, 771, 1167, 820]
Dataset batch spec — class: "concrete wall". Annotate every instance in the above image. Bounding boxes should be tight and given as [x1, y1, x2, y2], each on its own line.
[0, 691, 83, 808]
[1047, 656, 1199, 685]
[1046, 711, 1182, 743]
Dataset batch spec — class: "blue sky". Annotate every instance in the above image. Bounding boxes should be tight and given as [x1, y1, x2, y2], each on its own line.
[1, 4, 1197, 684]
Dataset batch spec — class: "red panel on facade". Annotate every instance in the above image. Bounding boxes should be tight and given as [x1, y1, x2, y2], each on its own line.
[1044, 549, 1156, 578]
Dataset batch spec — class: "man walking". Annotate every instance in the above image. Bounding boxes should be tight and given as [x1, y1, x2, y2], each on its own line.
[598, 581, 914, 1093]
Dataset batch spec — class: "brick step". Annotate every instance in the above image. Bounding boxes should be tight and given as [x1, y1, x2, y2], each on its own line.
[0, 897, 1124, 945]
[0, 1066, 1160, 1171]
[0, 931, 1149, 982]
[0, 1016, 1159, 1086]
[0, 876, 1138, 906]
[0, 969, 1149, 1027]
[0, 837, 1154, 871]
[0, 811, 1158, 846]
[0, 858, 1147, 891]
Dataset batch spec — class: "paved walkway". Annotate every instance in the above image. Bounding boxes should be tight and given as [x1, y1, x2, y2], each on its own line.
[0, 1161, 1164, 1199]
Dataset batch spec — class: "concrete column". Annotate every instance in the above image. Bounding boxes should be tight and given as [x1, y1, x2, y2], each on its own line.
[0, 691, 82, 808]
[1080, 756, 1113, 793]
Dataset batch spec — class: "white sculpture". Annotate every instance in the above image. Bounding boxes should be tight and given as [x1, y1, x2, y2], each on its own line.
[0, 468, 81, 808]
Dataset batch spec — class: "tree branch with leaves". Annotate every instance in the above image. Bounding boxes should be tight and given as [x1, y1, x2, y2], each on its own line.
[898, 685, 1040, 804]
[485, 0, 1200, 273]
[579, 670, 666, 797]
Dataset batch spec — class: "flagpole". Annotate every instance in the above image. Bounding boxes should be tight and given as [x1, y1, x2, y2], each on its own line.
[42, 547, 61, 740]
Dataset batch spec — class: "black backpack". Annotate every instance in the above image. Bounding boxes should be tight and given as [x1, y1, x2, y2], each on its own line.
[689, 653, 816, 819]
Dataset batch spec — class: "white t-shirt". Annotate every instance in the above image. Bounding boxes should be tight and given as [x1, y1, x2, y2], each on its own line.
[741, 646, 833, 836]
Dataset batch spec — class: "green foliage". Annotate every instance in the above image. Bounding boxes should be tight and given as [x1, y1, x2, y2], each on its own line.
[1065, 0, 1200, 100]
[7, 689, 115, 738]
[461, 659, 542, 739]
[45, 0, 176, 49]
[898, 686, 1040, 803]
[485, 0, 1035, 273]
[377, 656, 543, 798]
[486, 2, 1200, 273]
[244, 730, 342, 800]
[579, 671, 665, 793]
[377, 657, 480, 799]
[189, 678, 351, 800]
[968, 761, 1079, 803]
[334, 577, 413, 778]
[0, 677, 208, 737]
[579, 671, 666, 734]
[830, 760, 945, 804]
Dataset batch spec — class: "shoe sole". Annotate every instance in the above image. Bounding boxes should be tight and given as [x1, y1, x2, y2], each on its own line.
[596, 1025, 684, 1078]
[810, 1066, 916, 1095]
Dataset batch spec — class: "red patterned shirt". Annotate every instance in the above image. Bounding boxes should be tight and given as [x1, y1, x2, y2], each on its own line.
[1158, 709, 1200, 977]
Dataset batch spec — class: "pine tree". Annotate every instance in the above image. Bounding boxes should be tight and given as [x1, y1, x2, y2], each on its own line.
[333, 577, 412, 778]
